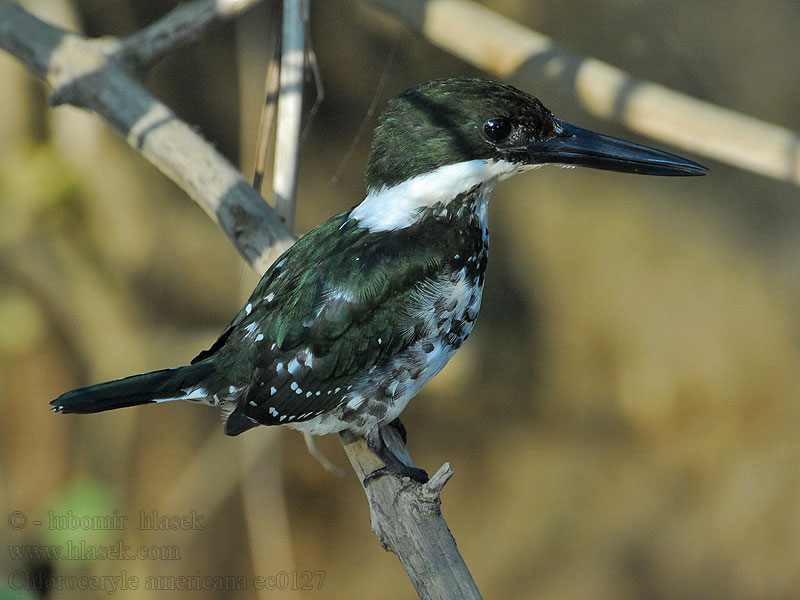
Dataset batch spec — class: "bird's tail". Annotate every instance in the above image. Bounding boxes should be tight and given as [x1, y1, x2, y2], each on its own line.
[50, 361, 216, 414]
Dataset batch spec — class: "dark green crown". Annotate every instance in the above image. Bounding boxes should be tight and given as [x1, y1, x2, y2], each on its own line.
[365, 78, 558, 191]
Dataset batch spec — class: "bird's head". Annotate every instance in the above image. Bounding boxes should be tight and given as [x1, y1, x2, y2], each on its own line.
[364, 77, 706, 193]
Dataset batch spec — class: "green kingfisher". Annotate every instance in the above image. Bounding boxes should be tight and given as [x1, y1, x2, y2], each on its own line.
[51, 78, 706, 483]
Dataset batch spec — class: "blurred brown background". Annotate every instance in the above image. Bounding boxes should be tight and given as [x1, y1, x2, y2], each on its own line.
[2, 1, 800, 598]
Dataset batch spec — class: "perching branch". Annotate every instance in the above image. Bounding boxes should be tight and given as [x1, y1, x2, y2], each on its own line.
[341, 429, 482, 599]
[366, 0, 800, 186]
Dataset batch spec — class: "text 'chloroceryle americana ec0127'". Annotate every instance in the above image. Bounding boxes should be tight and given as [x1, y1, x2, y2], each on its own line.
[52, 78, 706, 483]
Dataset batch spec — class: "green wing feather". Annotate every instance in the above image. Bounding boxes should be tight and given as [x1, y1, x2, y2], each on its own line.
[192, 204, 483, 429]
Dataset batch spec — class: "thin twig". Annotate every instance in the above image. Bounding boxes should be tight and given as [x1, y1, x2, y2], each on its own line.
[272, 0, 306, 228]
[330, 41, 396, 185]
[303, 433, 346, 477]
[252, 3, 282, 192]
[122, 0, 265, 71]
[299, 24, 324, 145]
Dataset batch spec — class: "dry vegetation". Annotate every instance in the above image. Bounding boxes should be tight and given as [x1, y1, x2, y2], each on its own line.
[1, 1, 800, 598]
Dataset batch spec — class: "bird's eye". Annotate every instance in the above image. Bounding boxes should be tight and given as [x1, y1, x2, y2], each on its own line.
[483, 118, 513, 142]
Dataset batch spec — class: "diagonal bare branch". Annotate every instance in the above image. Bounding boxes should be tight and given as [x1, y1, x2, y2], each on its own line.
[366, 0, 800, 186]
[0, 0, 294, 273]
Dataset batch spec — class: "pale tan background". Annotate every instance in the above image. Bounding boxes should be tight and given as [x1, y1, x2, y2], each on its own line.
[1, 1, 799, 598]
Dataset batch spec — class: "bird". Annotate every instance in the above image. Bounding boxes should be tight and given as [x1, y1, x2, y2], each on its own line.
[51, 78, 706, 483]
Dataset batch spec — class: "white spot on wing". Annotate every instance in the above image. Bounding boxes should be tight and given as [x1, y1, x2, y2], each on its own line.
[181, 387, 207, 400]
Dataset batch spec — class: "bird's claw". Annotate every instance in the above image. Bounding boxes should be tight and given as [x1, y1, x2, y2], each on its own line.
[363, 464, 429, 486]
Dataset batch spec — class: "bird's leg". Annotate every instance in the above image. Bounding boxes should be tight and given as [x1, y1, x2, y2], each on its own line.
[363, 426, 428, 485]
[387, 417, 407, 444]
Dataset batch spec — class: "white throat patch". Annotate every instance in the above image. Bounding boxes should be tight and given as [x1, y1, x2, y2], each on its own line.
[351, 159, 532, 232]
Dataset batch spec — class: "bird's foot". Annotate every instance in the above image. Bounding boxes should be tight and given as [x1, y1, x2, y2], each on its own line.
[363, 462, 429, 485]
[363, 426, 428, 485]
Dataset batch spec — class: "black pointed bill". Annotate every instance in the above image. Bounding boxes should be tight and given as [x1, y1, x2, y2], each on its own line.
[523, 120, 707, 176]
